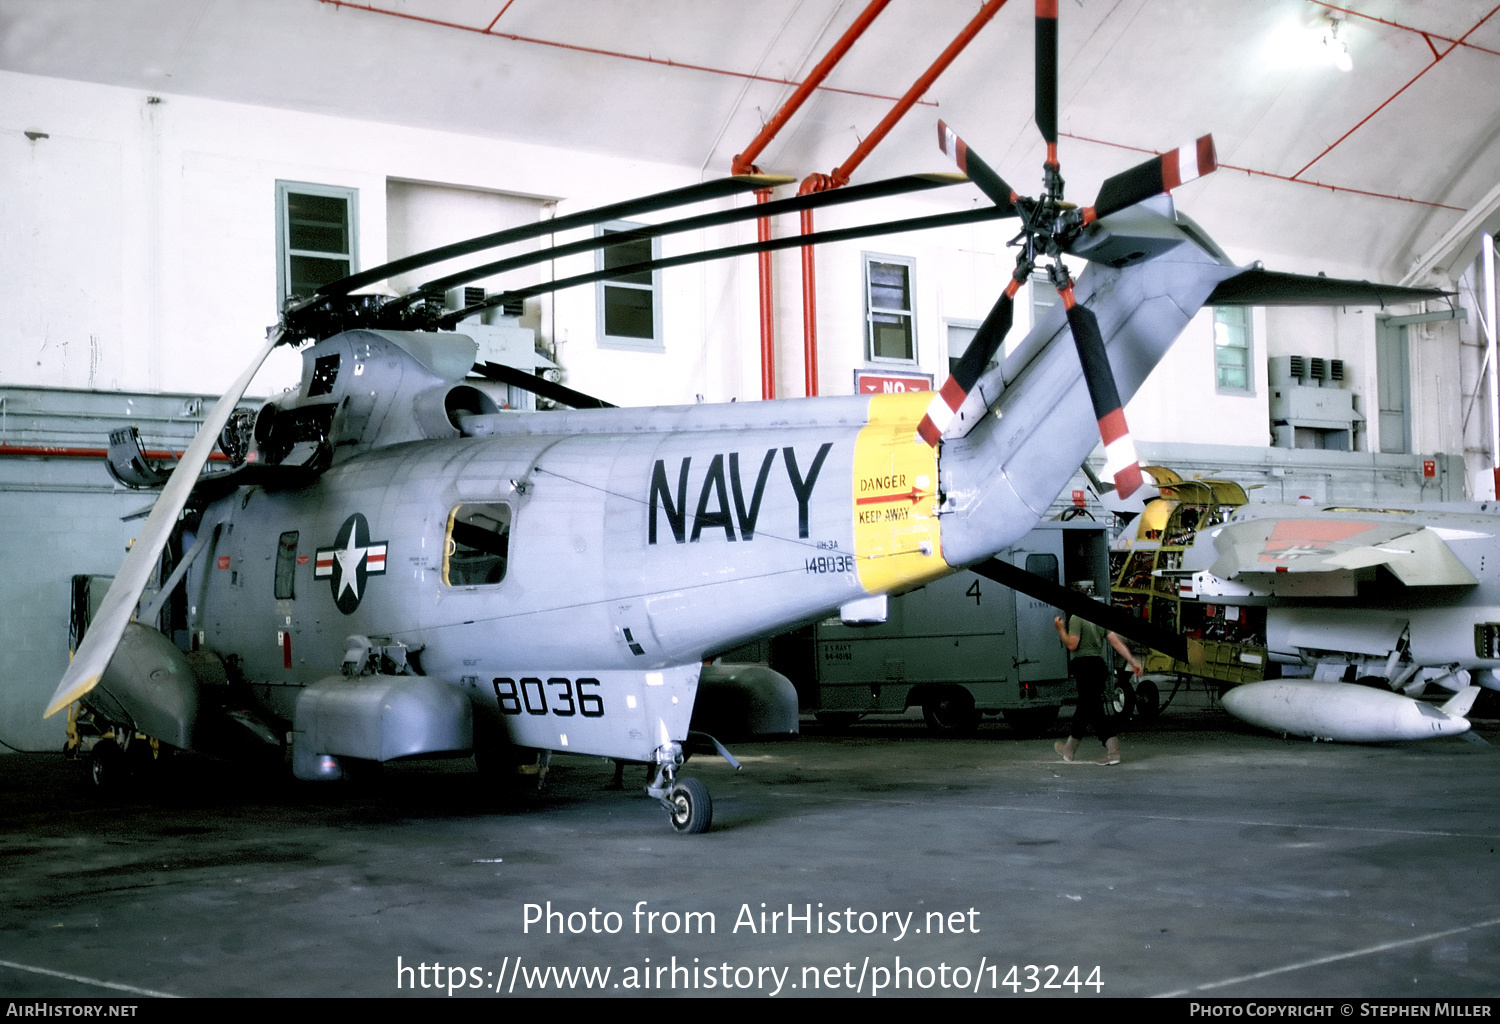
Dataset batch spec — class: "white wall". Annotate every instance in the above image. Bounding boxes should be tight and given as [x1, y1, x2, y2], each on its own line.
[0, 68, 1461, 471]
[0, 70, 754, 408]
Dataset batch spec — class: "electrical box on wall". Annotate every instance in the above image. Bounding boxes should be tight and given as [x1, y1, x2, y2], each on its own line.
[1269, 355, 1362, 451]
[446, 288, 557, 411]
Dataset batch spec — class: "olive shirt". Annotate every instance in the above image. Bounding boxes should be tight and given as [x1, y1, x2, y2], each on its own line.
[1067, 615, 1106, 661]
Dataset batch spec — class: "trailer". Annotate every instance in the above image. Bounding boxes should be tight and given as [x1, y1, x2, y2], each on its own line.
[736, 519, 1112, 734]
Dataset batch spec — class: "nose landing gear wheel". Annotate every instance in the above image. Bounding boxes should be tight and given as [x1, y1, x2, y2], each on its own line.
[667, 778, 712, 834]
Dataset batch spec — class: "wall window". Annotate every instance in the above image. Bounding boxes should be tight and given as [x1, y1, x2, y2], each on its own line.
[596, 221, 662, 350]
[865, 254, 915, 362]
[1213, 306, 1252, 393]
[276, 181, 358, 306]
[945, 319, 981, 376]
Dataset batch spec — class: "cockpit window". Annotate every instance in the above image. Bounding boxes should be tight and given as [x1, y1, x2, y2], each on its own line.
[309, 354, 340, 397]
[445, 503, 512, 586]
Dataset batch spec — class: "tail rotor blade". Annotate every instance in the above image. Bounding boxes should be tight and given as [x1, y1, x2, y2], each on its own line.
[917, 279, 1019, 446]
[937, 121, 1019, 216]
[1035, 0, 1059, 160]
[1062, 291, 1143, 498]
[1086, 135, 1217, 223]
[44, 330, 285, 718]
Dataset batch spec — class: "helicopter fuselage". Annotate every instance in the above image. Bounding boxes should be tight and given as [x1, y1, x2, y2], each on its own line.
[193, 390, 946, 762]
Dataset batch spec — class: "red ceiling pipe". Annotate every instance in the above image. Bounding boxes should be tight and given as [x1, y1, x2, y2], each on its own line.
[321, 1, 932, 107]
[796, 0, 1010, 398]
[0, 445, 229, 462]
[730, 0, 893, 177]
[756, 189, 777, 400]
[800, 205, 821, 396]
[1292, 4, 1500, 180]
[733, 0, 892, 399]
[828, 0, 1009, 190]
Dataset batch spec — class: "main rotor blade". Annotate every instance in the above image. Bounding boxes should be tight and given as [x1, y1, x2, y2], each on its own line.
[1036, 0, 1059, 156]
[437, 206, 1010, 328]
[1062, 288, 1143, 499]
[45, 329, 286, 718]
[917, 277, 1019, 446]
[414, 173, 968, 299]
[937, 122, 1019, 217]
[471, 361, 615, 410]
[970, 556, 1198, 666]
[312, 173, 795, 300]
[1086, 136, 1218, 223]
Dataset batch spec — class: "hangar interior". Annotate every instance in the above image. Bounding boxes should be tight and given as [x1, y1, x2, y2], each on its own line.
[4, 0, 1500, 1002]
[4, 0, 1500, 750]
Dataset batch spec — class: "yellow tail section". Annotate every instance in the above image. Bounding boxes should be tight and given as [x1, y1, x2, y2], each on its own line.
[852, 392, 947, 594]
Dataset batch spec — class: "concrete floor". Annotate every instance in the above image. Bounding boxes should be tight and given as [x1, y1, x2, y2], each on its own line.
[1, 702, 1497, 999]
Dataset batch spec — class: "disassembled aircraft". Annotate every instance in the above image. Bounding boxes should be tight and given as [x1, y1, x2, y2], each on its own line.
[1106, 467, 1268, 718]
[46, 1, 1448, 830]
[1168, 501, 1495, 742]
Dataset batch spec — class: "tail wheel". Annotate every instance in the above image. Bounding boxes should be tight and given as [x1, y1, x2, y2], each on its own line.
[667, 778, 712, 834]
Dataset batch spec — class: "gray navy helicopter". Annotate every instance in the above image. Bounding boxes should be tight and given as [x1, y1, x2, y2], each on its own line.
[47, 1, 1446, 832]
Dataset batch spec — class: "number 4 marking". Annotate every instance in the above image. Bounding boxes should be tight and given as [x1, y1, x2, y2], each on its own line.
[966, 580, 982, 605]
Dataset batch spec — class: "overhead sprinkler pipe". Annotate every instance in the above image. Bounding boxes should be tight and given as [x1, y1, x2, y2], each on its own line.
[733, 0, 892, 400]
[730, 0, 893, 177]
[828, 0, 1009, 189]
[801, 206, 820, 396]
[758, 189, 776, 400]
[1291, 4, 1500, 181]
[796, 0, 1010, 398]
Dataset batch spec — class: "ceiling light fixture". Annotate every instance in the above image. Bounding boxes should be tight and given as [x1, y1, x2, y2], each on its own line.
[1322, 16, 1353, 72]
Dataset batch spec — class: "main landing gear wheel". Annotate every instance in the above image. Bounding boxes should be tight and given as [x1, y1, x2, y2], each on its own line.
[666, 778, 712, 834]
[88, 739, 125, 793]
[1134, 678, 1161, 719]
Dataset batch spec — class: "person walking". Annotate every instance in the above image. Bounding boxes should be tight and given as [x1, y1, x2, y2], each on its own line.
[1053, 607, 1143, 765]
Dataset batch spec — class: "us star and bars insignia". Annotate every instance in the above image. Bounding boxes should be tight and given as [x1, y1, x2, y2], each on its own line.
[315, 513, 388, 614]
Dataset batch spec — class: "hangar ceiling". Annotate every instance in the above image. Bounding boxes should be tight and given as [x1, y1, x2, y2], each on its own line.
[2, 0, 1499, 281]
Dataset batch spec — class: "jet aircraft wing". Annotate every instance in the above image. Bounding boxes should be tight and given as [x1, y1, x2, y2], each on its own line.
[1203, 516, 1478, 587]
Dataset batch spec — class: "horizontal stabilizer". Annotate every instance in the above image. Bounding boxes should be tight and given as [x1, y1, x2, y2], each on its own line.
[1206, 269, 1451, 308]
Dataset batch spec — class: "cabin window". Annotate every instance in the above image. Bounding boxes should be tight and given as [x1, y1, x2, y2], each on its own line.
[596, 221, 662, 351]
[276, 181, 358, 306]
[1213, 306, 1252, 393]
[865, 254, 915, 362]
[445, 503, 512, 586]
[274, 531, 299, 599]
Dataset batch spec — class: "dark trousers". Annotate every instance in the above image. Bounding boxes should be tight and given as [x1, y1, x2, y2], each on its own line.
[1068, 656, 1117, 745]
